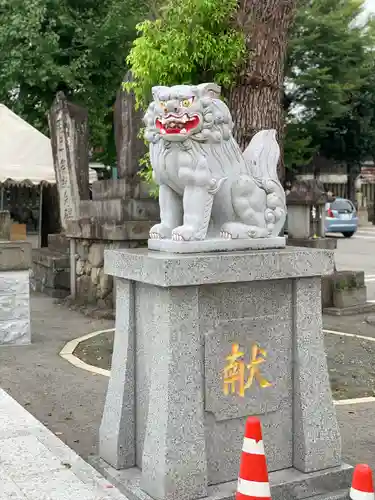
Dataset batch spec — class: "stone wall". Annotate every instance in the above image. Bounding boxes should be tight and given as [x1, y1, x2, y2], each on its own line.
[66, 218, 152, 310]
[74, 238, 143, 309]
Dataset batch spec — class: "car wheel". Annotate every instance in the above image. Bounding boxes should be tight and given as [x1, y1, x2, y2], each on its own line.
[342, 232, 355, 238]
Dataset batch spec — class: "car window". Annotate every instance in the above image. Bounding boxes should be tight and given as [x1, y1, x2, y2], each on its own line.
[330, 199, 355, 212]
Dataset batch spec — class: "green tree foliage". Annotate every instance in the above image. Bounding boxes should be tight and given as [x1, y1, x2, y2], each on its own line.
[285, 0, 375, 170]
[284, 122, 315, 170]
[2, 0, 375, 183]
[126, 0, 246, 108]
[320, 59, 375, 198]
[0, 0, 147, 165]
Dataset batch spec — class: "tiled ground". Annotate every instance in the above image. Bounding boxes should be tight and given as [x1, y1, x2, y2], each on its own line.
[0, 389, 128, 500]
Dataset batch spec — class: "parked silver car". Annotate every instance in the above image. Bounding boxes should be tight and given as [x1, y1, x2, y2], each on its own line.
[325, 197, 358, 238]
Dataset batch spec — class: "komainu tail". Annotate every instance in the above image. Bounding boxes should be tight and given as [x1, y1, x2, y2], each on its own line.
[243, 129, 279, 181]
[242, 130, 287, 237]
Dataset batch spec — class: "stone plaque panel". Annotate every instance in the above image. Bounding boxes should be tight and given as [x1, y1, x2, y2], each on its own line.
[204, 316, 292, 421]
[199, 280, 293, 483]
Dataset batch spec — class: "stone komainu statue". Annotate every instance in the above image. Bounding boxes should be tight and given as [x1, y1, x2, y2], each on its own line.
[144, 83, 286, 243]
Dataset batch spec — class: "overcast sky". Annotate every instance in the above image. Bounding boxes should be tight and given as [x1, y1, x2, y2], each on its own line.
[365, 0, 375, 13]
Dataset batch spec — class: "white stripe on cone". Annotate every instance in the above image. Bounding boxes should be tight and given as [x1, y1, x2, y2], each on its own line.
[242, 437, 265, 455]
[237, 478, 271, 497]
[350, 488, 375, 500]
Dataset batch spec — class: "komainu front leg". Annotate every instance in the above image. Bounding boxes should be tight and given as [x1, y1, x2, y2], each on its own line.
[172, 185, 214, 241]
[149, 184, 182, 239]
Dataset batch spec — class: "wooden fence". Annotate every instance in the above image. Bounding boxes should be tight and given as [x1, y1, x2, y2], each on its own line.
[324, 182, 375, 208]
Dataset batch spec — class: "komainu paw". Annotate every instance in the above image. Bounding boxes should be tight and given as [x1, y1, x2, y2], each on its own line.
[149, 223, 173, 239]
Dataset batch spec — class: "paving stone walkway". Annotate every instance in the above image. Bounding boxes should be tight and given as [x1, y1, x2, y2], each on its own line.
[0, 389, 127, 500]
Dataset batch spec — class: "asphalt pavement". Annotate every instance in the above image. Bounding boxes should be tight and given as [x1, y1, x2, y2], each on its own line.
[317, 226, 375, 470]
[330, 226, 375, 300]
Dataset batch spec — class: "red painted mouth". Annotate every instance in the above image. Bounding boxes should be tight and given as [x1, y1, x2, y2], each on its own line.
[156, 114, 200, 135]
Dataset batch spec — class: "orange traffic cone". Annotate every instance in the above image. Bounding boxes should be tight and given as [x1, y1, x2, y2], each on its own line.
[350, 464, 375, 500]
[236, 416, 271, 500]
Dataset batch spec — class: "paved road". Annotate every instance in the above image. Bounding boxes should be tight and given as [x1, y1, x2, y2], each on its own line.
[331, 226, 375, 300]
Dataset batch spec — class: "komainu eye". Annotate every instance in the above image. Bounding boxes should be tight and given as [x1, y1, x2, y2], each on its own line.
[180, 97, 194, 107]
[160, 101, 166, 107]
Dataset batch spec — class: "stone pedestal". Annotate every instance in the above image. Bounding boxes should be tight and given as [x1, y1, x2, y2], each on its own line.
[286, 179, 327, 239]
[287, 237, 337, 251]
[0, 241, 31, 345]
[96, 247, 351, 500]
[31, 234, 70, 298]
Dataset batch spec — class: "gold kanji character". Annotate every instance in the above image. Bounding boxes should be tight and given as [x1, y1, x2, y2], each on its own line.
[245, 344, 272, 390]
[223, 343, 271, 397]
[223, 343, 246, 397]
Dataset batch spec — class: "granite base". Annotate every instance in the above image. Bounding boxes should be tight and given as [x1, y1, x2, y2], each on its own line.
[287, 237, 337, 250]
[100, 247, 348, 500]
[148, 236, 286, 253]
[324, 302, 375, 316]
[90, 457, 352, 500]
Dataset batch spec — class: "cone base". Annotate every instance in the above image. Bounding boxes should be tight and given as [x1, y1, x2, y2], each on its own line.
[236, 493, 271, 500]
[90, 457, 353, 500]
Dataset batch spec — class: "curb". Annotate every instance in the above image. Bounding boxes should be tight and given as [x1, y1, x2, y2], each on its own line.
[59, 329, 113, 377]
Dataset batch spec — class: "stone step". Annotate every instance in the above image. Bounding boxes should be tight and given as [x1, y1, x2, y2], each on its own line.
[90, 457, 352, 500]
[91, 178, 153, 201]
[31, 280, 70, 298]
[308, 489, 349, 500]
[47, 233, 70, 254]
[32, 248, 70, 270]
[66, 219, 155, 241]
[79, 198, 159, 223]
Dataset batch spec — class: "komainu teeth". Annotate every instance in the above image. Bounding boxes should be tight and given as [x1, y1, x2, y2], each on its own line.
[180, 128, 187, 134]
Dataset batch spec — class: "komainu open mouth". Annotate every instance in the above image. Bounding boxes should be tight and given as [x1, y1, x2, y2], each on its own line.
[155, 114, 200, 135]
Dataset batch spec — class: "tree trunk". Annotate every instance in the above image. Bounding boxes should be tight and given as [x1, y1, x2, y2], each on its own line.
[346, 163, 359, 205]
[227, 0, 297, 181]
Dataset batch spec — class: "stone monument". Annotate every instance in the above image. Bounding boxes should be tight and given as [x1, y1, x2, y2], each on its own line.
[114, 71, 147, 181]
[65, 75, 159, 309]
[0, 211, 11, 240]
[96, 83, 351, 500]
[49, 92, 90, 231]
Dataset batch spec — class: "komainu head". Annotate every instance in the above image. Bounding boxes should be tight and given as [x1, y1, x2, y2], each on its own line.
[144, 82, 233, 144]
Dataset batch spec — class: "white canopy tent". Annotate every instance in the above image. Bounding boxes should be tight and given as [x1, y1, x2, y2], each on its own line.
[0, 104, 97, 185]
[0, 104, 98, 246]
